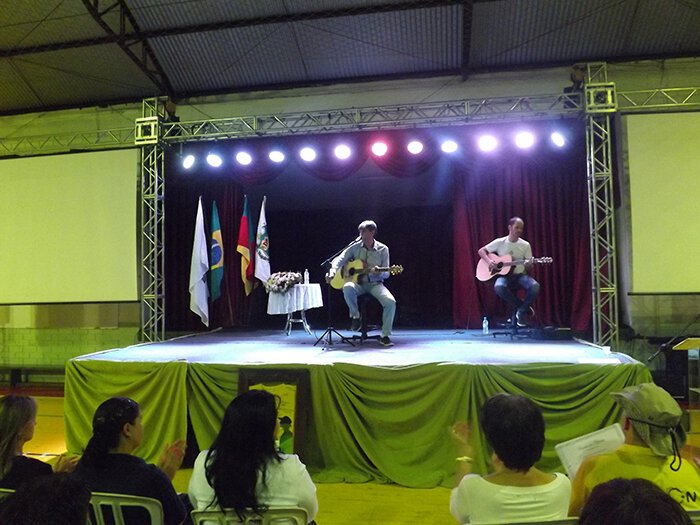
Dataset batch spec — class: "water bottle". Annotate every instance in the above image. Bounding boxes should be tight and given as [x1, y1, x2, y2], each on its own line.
[482, 316, 489, 335]
[303, 269, 309, 284]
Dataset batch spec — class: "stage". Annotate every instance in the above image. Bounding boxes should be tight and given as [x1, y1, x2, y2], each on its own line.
[64, 328, 651, 488]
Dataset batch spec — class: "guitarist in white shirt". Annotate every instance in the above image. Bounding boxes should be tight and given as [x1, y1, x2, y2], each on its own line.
[477, 216, 540, 327]
[326, 220, 397, 347]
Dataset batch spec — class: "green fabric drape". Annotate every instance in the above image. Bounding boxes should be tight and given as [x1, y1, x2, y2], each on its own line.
[306, 363, 651, 487]
[64, 360, 188, 464]
[187, 363, 240, 452]
[64, 359, 651, 488]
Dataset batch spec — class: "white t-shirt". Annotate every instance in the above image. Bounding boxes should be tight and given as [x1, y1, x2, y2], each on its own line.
[484, 236, 533, 275]
[450, 472, 571, 524]
[188, 450, 318, 523]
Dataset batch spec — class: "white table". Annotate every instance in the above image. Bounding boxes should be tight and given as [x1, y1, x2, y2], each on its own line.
[267, 283, 323, 335]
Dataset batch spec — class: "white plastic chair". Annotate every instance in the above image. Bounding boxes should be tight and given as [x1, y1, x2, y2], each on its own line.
[191, 506, 308, 525]
[88, 491, 164, 525]
[479, 519, 579, 525]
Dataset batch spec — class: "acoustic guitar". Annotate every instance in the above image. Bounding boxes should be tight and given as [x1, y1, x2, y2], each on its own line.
[475, 254, 552, 282]
[330, 260, 404, 289]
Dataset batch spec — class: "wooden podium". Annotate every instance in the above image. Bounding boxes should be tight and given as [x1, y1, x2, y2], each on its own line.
[668, 338, 700, 401]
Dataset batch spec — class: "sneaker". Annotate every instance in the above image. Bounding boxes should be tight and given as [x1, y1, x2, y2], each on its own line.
[515, 307, 534, 327]
[379, 336, 394, 347]
[350, 317, 362, 332]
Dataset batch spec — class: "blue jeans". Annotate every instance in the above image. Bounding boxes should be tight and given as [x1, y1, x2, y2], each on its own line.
[494, 273, 540, 314]
[342, 281, 396, 337]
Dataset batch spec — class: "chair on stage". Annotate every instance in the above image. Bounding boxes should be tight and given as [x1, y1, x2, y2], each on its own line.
[349, 295, 381, 344]
[88, 492, 163, 525]
[191, 506, 308, 525]
[490, 282, 534, 340]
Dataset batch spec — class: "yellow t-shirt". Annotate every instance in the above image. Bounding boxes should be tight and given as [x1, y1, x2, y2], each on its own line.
[569, 444, 700, 515]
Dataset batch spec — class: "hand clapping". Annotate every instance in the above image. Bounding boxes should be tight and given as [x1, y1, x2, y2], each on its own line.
[157, 439, 186, 480]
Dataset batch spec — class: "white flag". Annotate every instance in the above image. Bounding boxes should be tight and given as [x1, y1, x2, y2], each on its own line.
[255, 196, 271, 282]
[189, 197, 209, 326]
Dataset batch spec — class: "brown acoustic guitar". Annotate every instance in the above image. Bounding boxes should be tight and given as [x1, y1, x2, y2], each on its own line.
[330, 260, 404, 289]
[475, 254, 552, 282]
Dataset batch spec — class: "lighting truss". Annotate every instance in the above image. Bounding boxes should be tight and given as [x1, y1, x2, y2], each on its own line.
[160, 93, 584, 143]
[0, 128, 134, 158]
[139, 97, 167, 342]
[585, 63, 618, 348]
[617, 87, 700, 112]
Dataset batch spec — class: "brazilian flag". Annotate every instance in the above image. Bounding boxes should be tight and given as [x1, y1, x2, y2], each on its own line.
[210, 201, 224, 301]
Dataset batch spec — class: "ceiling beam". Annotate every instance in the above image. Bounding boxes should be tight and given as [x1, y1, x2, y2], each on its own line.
[460, 0, 474, 80]
[0, 0, 468, 58]
[80, 0, 174, 95]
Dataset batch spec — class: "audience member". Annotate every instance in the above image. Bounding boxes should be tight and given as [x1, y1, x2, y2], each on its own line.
[0, 472, 91, 525]
[188, 389, 318, 523]
[579, 477, 692, 525]
[569, 382, 700, 515]
[0, 395, 76, 489]
[449, 393, 570, 524]
[72, 397, 187, 525]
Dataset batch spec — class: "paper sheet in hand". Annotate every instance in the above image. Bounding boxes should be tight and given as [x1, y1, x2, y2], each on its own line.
[555, 423, 625, 478]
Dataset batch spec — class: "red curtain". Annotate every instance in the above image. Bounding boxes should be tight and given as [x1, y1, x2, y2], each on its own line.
[452, 149, 592, 332]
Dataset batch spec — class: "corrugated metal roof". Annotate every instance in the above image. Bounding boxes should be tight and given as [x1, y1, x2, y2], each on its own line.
[1, 0, 699, 114]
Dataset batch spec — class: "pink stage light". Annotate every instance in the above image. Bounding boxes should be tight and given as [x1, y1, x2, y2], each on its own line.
[514, 131, 535, 149]
[299, 147, 317, 162]
[407, 140, 423, 154]
[477, 135, 498, 152]
[334, 144, 352, 160]
[371, 142, 388, 156]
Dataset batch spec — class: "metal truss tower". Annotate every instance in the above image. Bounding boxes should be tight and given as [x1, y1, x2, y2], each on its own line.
[136, 97, 167, 342]
[584, 63, 618, 347]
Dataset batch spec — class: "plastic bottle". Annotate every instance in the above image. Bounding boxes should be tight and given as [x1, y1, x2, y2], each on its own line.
[304, 269, 309, 284]
[482, 316, 489, 335]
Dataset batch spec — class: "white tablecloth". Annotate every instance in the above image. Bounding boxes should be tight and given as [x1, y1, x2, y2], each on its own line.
[267, 283, 323, 315]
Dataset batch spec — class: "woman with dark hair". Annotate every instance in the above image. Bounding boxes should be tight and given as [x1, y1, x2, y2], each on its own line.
[188, 389, 318, 523]
[73, 397, 187, 525]
[580, 478, 692, 525]
[0, 472, 91, 525]
[0, 395, 76, 489]
[449, 393, 570, 524]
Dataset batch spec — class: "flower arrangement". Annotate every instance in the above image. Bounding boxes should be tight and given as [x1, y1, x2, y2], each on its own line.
[265, 271, 302, 293]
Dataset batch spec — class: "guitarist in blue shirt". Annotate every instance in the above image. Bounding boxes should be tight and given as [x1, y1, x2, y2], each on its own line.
[477, 217, 541, 327]
[326, 220, 397, 346]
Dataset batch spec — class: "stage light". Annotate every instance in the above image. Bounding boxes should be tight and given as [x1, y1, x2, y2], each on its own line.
[269, 150, 285, 163]
[371, 142, 388, 157]
[407, 140, 423, 154]
[441, 140, 458, 153]
[334, 144, 351, 160]
[235, 152, 252, 166]
[514, 131, 535, 149]
[182, 154, 195, 169]
[299, 147, 316, 162]
[477, 135, 498, 152]
[206, 152, 223, 167]
[550, 131, 566, 148]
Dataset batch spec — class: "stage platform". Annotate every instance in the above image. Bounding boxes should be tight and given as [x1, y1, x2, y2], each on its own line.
[75, 327, 633, 366]
[64, 328, 651, 488]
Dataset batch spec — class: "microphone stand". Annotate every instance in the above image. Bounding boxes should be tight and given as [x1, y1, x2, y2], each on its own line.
[648, 312, 700, 362]
[314, 237, 361, 350]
